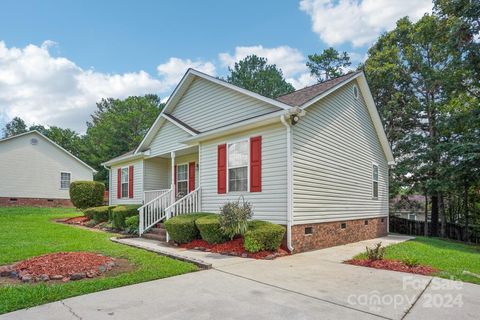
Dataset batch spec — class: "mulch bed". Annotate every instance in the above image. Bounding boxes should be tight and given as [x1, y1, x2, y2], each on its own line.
[63, 216, 89, 225]
[345, 258, 438, 276]
[179, 238, 290, 260]
[0, 252, 118, 283]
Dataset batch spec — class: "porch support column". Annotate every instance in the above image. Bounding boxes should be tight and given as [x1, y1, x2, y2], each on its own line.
[170, 151, 176, 204]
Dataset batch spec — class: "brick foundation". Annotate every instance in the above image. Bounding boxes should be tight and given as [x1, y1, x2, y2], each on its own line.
[0, 197, 73, 207]
[291, 217, 388, 253]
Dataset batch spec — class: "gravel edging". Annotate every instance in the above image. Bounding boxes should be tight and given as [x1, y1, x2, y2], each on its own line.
[110, 237, 212, 270]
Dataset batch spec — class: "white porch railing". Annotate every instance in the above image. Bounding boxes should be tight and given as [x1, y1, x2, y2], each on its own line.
[144, 189, 170, 204]
[138, 189, 173, 235]
[165, 187, 201, 220]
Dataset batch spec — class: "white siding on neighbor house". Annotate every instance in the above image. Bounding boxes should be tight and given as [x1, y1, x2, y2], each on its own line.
[0, 132, 93, 199]
[143, 157, 169, 190]
[292, 82, 389, 224]
[170, 78, 280, 132]
[149, 120, 193, 157]
[109, 160, 144, 205]
[199, 123, 288, 224]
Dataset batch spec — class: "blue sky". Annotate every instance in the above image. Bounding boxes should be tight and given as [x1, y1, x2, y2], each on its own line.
[0, 0, 432, 132]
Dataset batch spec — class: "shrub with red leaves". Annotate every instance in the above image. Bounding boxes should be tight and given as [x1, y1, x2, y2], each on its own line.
[345, 259, 437, 276]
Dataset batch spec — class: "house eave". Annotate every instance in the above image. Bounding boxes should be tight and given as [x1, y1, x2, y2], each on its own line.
[102, 150, 150, 167]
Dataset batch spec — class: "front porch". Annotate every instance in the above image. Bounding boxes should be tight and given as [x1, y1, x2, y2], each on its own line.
[139, 146, 202, 236]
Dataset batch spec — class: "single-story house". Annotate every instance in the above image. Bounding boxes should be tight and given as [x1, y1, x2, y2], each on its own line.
[103, 69, 394, 252]
[0, 130, 96, 207]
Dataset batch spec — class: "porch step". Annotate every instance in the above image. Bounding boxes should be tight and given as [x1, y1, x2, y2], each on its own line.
[141, 226, 166, 242]
[148, 227, 166, 236]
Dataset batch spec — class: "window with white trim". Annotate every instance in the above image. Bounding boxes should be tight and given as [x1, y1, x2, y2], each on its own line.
[228, 140, 248, 192]
[177, 164, 188, 196]
[121, 167, 129, 198]
[60, 172, 71, 189]
[372, 163, 379, 198]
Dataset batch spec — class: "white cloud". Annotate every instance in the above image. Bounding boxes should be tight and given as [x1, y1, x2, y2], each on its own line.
[0, 41, 166, 132]
[300, 0, 432, 47]
[219, 45, 316, 89]
[157, 57, 216, 88]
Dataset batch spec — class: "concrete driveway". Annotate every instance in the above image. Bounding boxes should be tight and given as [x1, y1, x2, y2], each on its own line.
[2, 235, 478, 320]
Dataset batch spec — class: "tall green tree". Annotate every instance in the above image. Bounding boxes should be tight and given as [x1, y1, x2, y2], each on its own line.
[225, 55, 295, 98]
[84, 94, 164, 185]
[2, 117, 27, 138]
[307, 47, 351, 82]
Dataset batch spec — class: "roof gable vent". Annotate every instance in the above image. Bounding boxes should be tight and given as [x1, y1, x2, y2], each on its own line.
[30, 138, 38, 145]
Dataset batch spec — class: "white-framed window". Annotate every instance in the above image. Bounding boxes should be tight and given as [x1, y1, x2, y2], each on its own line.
[121, 167, 129, 198]
[227, 140, 249, 192]
[372, 163, 379, 199]
[408, 213, 416, 221]
[176, 163, 189, 196]
[60, 172, 71, 189]
[353, 85, 359, 99]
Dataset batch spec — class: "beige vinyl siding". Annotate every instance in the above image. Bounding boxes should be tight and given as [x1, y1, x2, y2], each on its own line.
[199, 123, 287, 224]
[171, 78, 279, 132]
[0, 132, 93, 199]
[143, 157, 170, 190]
[292, 82, 389, 224]
[149, 120, 192, 157]
[109, 160, 144, 205]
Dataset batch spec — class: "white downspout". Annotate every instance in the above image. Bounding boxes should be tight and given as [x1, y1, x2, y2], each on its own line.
[280, 115, 294, 253]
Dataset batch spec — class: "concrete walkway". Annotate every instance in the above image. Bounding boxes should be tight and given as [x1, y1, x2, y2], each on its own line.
[2, 235, 479, 320]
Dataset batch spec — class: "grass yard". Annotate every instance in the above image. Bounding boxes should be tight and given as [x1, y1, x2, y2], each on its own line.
[354, 236, 480, 284]
[0, 207, 198, 315]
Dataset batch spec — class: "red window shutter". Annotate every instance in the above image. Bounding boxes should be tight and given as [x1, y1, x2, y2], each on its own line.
[174, 165, 177, 194]
[117, 168, 121, 199]
[128, 166, 134, 198]
[189, 162, 195, 192]
[217, 144, 227, 194]
[250, 136, 262, 192]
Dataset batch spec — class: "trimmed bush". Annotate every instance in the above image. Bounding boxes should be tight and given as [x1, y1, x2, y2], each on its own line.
[219, 199, 253, 240]
[69, 181, 105, 209]
[244, 220, 285, 253]
[196, 215, 229, 244]
[125, 215, 139, 234]
[111, 205, 141, 230]
[83, 206, 113, 223]
[164, 213, 213, 244]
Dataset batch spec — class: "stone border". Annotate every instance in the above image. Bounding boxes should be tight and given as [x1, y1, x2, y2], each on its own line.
[110, 237, 212, 270]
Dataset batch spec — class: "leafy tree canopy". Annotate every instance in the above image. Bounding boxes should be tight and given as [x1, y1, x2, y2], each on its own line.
[225, 55, 295, 98]
[307, 47, 351, 82]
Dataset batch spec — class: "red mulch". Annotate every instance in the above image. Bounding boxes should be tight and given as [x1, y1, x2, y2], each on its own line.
[64, 216, 89, 225]
[345, 259, 438, 276]
[13, 252, 115, 281]
[179, 238, 289, 259]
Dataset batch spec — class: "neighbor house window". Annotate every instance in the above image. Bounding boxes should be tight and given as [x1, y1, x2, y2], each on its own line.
[228, 140, 248, 192]
[177, 164, 188, 196]
[372, 163, 379, 198]
[60, 172, 71, 189]
[121, 167, 129, 198]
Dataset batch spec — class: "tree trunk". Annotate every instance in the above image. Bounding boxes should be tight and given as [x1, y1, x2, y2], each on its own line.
[431, 194, 439, 237]
[440, 194, 446, 238]
[464, 183, 469, 242]
[424, 191, 429, 237]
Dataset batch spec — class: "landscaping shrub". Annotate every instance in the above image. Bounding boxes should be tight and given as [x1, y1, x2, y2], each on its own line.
[164, 213, 213, 243]
[125, 215, 139, 234]
[111, 205, 141, 230]
[244, 220, 285, 253]
[83, 206, 112, 223]
[402, 256, 420, 267]
[69, 181, 105, 209]
[366, 242, 386, 261]
[196, 215, 229, 244]
[219, 198, 253, 239]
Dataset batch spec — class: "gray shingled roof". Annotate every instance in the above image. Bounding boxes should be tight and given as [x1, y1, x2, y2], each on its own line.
[276, 71, 361, 106]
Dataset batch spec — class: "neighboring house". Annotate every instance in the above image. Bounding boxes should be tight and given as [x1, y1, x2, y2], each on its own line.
[390, 194, 426, 221]
[0, 131, 96, 207]
[103, 69, 394, 252]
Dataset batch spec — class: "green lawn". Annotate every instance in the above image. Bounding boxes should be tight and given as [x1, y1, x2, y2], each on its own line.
[355, 237, 480, 284]
[0, 207, 198, 314]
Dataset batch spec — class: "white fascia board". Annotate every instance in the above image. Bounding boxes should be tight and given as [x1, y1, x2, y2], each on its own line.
[182, 110, 285, 144]
[102, 150, 150, 167]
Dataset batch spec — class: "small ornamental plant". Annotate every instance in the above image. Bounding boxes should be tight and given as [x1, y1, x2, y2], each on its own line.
[218, 198, 253, 240]
[365, 242, 386, 261]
